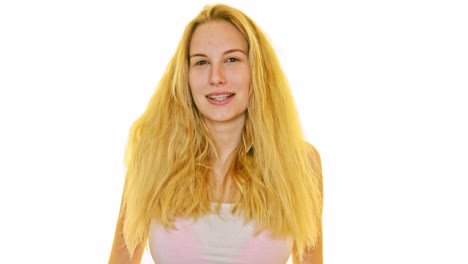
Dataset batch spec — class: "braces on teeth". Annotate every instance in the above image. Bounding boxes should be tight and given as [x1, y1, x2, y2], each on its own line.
[207, 94, 233, 100]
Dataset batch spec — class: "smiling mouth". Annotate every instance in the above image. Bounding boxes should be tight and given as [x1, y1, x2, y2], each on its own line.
[206, 93, 235, 101]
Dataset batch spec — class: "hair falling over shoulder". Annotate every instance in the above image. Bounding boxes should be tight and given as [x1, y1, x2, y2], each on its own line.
[121, 3, 323, 259]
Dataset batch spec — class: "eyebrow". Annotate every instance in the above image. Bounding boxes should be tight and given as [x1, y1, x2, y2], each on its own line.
[189, 49, 247, 59]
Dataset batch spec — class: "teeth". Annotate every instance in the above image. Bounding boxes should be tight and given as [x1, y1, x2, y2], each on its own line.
[207, 94, 233, 101]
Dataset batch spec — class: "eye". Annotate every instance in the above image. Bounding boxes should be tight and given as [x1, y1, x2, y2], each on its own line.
[195, 60, 208, 66]
[226, 57, 239, 63]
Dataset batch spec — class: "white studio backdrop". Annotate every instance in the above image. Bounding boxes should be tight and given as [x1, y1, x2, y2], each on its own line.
[0, 0, 467, 263]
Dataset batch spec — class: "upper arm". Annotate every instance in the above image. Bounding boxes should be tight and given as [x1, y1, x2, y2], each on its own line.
[292, 142, 323, 264]
[307, 142, 323, 196]
[108, 186, 145, 264]
[292, 237, 323, 264]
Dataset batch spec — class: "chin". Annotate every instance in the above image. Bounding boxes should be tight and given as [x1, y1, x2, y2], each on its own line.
[204, 113, 245, 124]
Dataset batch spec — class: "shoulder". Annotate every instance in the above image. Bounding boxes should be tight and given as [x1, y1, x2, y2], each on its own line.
[304, 142, 321, 169]
[304, 141, 323, 194]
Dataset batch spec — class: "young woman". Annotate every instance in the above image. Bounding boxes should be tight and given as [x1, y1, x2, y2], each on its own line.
[109, 3, 323, 264]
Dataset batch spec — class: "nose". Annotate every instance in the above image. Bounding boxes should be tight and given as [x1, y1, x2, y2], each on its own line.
[209, 63, 225, 85]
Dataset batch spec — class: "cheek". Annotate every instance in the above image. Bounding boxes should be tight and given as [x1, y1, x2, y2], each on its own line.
[239, 67, 250, 87]
[240, 72, 251, 93]
[188, 72, 195, 91]
[188, 72, 203, 94]
[188, 78, 198, 98]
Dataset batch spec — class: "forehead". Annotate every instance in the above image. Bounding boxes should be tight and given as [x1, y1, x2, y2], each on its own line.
[189, 20, 248, 53]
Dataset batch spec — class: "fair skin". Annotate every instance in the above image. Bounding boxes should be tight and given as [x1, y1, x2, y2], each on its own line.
[108, 207, 144, 264]
[190, 20, 323, 264]
[293, 240, 323, 264]
[109, 19, 322, 264]
[188, 20, 250, 199]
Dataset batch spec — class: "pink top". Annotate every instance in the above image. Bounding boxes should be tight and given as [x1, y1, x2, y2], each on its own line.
[148, 203, 293, 264]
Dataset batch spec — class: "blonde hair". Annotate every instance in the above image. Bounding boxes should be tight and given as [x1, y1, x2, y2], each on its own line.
[122, 3, 322, 259]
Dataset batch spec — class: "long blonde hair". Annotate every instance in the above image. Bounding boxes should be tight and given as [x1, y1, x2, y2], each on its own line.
[122, 3, 322, 259]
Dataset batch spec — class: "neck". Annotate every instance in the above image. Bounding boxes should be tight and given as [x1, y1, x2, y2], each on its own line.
[205, 116, 245, 165]
[205, 116, 245, 203]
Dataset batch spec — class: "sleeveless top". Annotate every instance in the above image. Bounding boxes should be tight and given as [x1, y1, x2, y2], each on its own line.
[148, 203, 293, 264]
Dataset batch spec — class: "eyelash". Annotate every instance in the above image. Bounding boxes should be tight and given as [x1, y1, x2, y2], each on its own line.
[226, 57, 239, 63]
[195, 60, 208, 65]
[194, 57, 239, 66]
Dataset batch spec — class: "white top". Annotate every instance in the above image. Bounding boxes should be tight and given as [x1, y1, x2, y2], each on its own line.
[148, 203, 293, 264]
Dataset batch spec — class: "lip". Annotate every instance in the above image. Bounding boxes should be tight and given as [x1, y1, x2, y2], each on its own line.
[206, 91, 235, 96]
[205, 92, 235, 106]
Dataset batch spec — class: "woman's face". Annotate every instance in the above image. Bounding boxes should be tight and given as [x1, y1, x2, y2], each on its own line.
[188, 20, 250, 128]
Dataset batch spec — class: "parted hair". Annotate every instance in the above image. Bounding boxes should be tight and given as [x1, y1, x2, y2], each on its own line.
[121, 3, 323, 260]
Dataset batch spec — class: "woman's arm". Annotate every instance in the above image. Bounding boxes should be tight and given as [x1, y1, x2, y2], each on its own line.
[108, 190, 144, 264]
[293, 143, 324, 264]
[292, 228, 323, 264]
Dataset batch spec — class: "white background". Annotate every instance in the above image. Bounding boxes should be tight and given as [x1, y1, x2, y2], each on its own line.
[1, 0, 467, 263]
